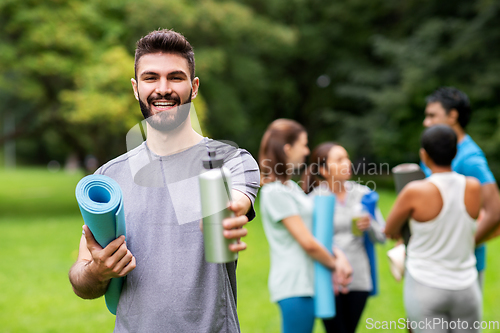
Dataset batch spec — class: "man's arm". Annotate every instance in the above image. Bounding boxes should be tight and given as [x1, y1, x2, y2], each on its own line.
[69, 225, 136, 299]
[475, 183, 500, 244]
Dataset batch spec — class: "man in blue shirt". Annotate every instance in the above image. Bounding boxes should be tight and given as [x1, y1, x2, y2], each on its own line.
[421, 87, 500, 287]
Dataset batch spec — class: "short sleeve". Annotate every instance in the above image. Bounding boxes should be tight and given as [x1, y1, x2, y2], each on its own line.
[94, 166, 104, 175]
[225, 149, 260, 203]
[261, 185, 300, 223]
[215, 142, 260, 221]
[458, 155, 496, 185]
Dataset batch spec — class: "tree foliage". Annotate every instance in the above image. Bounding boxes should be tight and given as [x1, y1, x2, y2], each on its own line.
[1, 0, 499, 179]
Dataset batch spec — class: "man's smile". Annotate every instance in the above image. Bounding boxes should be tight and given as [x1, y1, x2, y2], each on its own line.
[151, 99, 178, 112]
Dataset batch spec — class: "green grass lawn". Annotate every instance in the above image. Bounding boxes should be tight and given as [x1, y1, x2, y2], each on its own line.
[1, 168, 499, 332]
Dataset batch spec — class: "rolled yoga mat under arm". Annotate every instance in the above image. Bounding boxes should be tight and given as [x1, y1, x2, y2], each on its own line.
[312, 194, 336, 319]
[75, 174, 126, 315]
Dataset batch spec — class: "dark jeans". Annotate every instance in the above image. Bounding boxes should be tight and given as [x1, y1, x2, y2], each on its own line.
[322, 291, 370, 333]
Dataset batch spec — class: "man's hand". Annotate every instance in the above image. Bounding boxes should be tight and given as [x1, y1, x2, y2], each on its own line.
[198, 189, 252, 253]
[83, 225, 136, 281]
[69, 226, 137, 300]
[356, 214, 371, 232]
[223, 200, 249, 253]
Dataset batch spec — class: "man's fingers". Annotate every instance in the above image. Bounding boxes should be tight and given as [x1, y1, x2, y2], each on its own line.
[228, 196, 250, 217]
[98, 241, 135, 279]
[83, 225, 103, 252]
[229, 240, 247, 253]
[106, 241, 129, 266]
[223, 227, 248, 239]
[118, 256, 137, 277]
[83, 225, 126, 257]
[113, 249, 136, 276]
[101, 235, 127, 258]
[222, 215, 248, 230]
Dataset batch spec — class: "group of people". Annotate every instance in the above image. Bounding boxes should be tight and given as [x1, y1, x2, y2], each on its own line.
[258, 87, 500, 333]
[68, 28, 500, 333]
[258, 119, 385, 333]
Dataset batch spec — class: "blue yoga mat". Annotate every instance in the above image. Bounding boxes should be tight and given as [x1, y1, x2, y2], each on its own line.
[361, 191, 379, 297]
[312, 194, 336, 319]
[75, 174, 126, 315]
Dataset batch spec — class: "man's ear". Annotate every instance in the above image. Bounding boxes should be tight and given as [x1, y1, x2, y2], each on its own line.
[420, 148, 430, 167]
[448, 109, 459, 125]
[191, 77, 200, 100]
[131, 78, 139, 101]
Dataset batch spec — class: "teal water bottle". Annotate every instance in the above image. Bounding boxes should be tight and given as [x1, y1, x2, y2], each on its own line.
[199, 149, 238, 263]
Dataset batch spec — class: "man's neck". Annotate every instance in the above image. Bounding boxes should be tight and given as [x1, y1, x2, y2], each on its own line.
[145, 116, 203, 156]
[452, 124, 466, 143]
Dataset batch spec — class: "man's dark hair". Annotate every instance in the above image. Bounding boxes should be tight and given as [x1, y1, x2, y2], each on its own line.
[134, 29, 195, 81]
[421, 125, 457, 166]
[426, 87, 471, 129]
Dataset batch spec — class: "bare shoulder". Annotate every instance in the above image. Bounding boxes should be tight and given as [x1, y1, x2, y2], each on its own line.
[465, 176, 481, 192]
[401, 179, 442, 222]
[401, 179, 437, 197]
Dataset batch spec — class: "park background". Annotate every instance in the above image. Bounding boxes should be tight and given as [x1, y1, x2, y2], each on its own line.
[1, 0, 500, 332]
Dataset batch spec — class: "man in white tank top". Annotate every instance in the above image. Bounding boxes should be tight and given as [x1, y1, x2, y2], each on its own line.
[385, 125, 482, 333]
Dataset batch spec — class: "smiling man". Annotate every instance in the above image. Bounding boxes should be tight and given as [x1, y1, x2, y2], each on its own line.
[421, 87, 500, 289]
[69, 29, 260, 332]
[133, 51, 196, 133]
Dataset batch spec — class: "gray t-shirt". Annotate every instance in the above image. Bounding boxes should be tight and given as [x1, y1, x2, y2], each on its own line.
[95, 138, 260, 333]
[259, 180, 315, 302]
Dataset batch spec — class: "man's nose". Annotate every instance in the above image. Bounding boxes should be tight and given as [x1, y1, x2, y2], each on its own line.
[423, 117, 431, 128]
[155, 78, 172, 96]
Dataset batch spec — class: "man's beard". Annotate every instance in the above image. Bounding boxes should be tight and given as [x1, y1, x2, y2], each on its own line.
[138, 90, 192, 132]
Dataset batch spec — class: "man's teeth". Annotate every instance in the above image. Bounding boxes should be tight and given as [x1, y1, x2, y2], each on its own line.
[153, 101, 175, 106]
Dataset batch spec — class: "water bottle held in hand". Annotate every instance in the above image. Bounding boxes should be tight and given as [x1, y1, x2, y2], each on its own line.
[199, 149, 238, 263]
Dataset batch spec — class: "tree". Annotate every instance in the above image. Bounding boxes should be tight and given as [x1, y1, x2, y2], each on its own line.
[1, 0, 499, 180]
[0, 0, 296, 166]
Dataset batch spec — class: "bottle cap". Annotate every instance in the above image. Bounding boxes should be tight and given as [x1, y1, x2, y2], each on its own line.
[202, 149, 224, 169]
